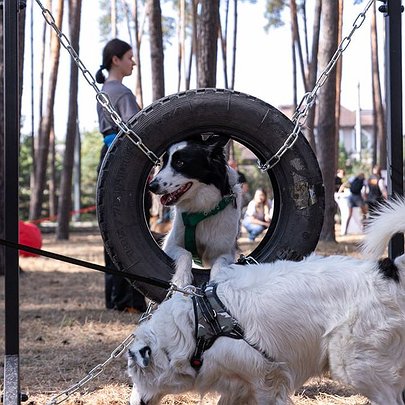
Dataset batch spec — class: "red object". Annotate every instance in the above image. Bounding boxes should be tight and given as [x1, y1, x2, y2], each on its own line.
[19, 220, 42, 257]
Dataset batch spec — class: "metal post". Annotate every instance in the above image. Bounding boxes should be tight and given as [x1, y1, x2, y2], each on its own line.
[381, 0, 404, 258]
[3, 0, 21, 404]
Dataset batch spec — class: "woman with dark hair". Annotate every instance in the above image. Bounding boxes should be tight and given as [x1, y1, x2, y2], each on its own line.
[96, 38, 146, 314]
[242, 188, 272, 242]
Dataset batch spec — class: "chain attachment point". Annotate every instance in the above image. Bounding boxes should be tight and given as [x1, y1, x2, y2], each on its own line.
[258, 0, 374, 172]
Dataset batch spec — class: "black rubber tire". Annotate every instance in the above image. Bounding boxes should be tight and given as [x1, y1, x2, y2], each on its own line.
[97, 88, 325, 302]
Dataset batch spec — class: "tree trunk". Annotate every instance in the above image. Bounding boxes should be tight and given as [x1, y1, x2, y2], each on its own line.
[29, 0, 64, 221]
[177, 0, 185, 91]
[219, 0, 229, 89]
[148, 0, 165, 100]
[31, 3, 49, 189]
[335, 0, 343, 170]
[188, 0, 198, 88]
[290, 1, 297, 108]
[197, 0, 220, 87]
[317, 1, 339, 242]
[49, 125, 57, 217]
[303, 0, 321, 152]
[290, 0, 306, 92]
[133, 0, 144, 108]
[0, 8, 4, 275]
[371, 2, 386, 168]
[57, 0, 82, 240]
[111, 0, 117, 37]
[230, 0, 238, 90]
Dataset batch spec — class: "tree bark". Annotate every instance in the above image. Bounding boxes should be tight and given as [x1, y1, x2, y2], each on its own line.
[0, 8, 4, 275]
[188, 0, 198, 87]
[303, 0, 321, 152]
[197, 0, 220, 87]
[148, 0, 165, 100]
[317, 1, 339, 242]
[219, 0, 229, 89]
[335, 0, 343, 170]
[290, 0, 297, 108]
[230, 0, 238, 90]
[29, 0, 64, 220]
[57, 0, 82, 240]
[371, 2, 386, 168]
[133, 0, 144, 107]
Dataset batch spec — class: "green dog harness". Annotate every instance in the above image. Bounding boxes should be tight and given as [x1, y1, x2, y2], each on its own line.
[182, 194, 236, 265]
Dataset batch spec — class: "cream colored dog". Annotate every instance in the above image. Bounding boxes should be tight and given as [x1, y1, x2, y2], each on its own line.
[128, 198, 405, 405]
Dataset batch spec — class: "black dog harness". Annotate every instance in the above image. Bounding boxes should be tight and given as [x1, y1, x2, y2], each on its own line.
[190, 283, 273, 369]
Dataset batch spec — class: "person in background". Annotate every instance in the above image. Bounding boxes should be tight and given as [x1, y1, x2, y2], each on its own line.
[343, 172, 367, 235]
[366, 164, 387, 214]
[242, 188, 272, 242]
[95, 38, 146, 314]
[335, 168, 345, 193]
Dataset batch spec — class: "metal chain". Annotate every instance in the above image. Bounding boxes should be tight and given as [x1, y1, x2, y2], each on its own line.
[34, 0, 160, 166]
[45, 283, 203, 405]
[258, 0, 375, 172]
[45, 333, 135, 405]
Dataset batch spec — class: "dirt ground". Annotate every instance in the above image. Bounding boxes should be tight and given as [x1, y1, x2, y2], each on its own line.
[0, 227, 370, 405]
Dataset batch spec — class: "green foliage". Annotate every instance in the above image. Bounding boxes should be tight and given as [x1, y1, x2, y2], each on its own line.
[98, 0, 128, 42]
[18, 130, 102, 221]
[264, 0, 287, 31]
[98, 0, 175, 48]
[19, 135, 34, 219]
[337, 142, 348, 172]
[81, 129, 103, 210]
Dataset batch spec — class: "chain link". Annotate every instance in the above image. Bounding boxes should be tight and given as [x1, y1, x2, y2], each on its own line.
[45, 333, 135, 405]
[258, 0, 375, 172]
[45, 282, 203, 405]
[34, 0, 160, 166]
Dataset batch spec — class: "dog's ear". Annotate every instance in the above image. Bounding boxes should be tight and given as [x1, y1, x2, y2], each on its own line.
[199, 133, 230, 149]
[128, 346, 152, 368]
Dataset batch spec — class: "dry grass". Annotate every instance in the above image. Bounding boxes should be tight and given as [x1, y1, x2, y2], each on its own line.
[0, 228, 370, 405]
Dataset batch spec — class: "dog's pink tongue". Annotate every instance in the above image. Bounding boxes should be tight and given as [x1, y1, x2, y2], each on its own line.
[160, 194, 174, 206]
[160, 183, 192, 206]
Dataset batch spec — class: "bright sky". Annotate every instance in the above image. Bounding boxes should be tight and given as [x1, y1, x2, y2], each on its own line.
[21, 1, 404, 139]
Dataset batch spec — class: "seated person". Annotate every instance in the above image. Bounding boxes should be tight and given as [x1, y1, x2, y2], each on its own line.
[242, 188, 272, 242]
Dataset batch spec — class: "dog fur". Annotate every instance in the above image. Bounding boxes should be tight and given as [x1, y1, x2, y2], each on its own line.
[149, 137, 242, 287]
[127, 197, 405, 405]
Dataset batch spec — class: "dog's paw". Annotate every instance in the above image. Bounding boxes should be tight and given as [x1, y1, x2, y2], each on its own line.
[171, 271, 193, 288]
[210, 257, 234, 280]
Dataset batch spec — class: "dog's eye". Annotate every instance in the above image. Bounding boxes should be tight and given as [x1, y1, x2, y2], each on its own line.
[174, 160, 184, 168]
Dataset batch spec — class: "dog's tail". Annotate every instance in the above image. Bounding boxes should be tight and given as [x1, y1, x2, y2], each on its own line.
[361, 196, 405, 259]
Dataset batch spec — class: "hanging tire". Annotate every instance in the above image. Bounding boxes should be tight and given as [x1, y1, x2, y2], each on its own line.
[97, 88, 325, 302]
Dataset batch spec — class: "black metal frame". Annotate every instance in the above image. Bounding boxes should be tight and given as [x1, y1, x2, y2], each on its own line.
[381, 0, 404, 258]
[1, 1, 403, 403]
[3, 1, 21, 404]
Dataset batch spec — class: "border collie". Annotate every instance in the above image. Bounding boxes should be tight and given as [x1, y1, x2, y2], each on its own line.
[128, 198, 405, 405]
[149, 136, 242, 287]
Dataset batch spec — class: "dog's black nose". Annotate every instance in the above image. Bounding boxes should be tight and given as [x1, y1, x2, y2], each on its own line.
[149, 179, 159, 193]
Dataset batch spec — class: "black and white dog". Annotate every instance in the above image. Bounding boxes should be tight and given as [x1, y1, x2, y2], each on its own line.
[128, 198, 405, 405]
[149, 137, 242, 287]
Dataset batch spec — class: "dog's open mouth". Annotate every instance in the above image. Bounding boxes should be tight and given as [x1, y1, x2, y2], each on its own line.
[160, 182, 192, 206]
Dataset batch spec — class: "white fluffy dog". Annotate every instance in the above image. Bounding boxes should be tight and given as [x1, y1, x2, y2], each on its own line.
[127, 198, 405, 405]
[149, 137, 242, 287]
